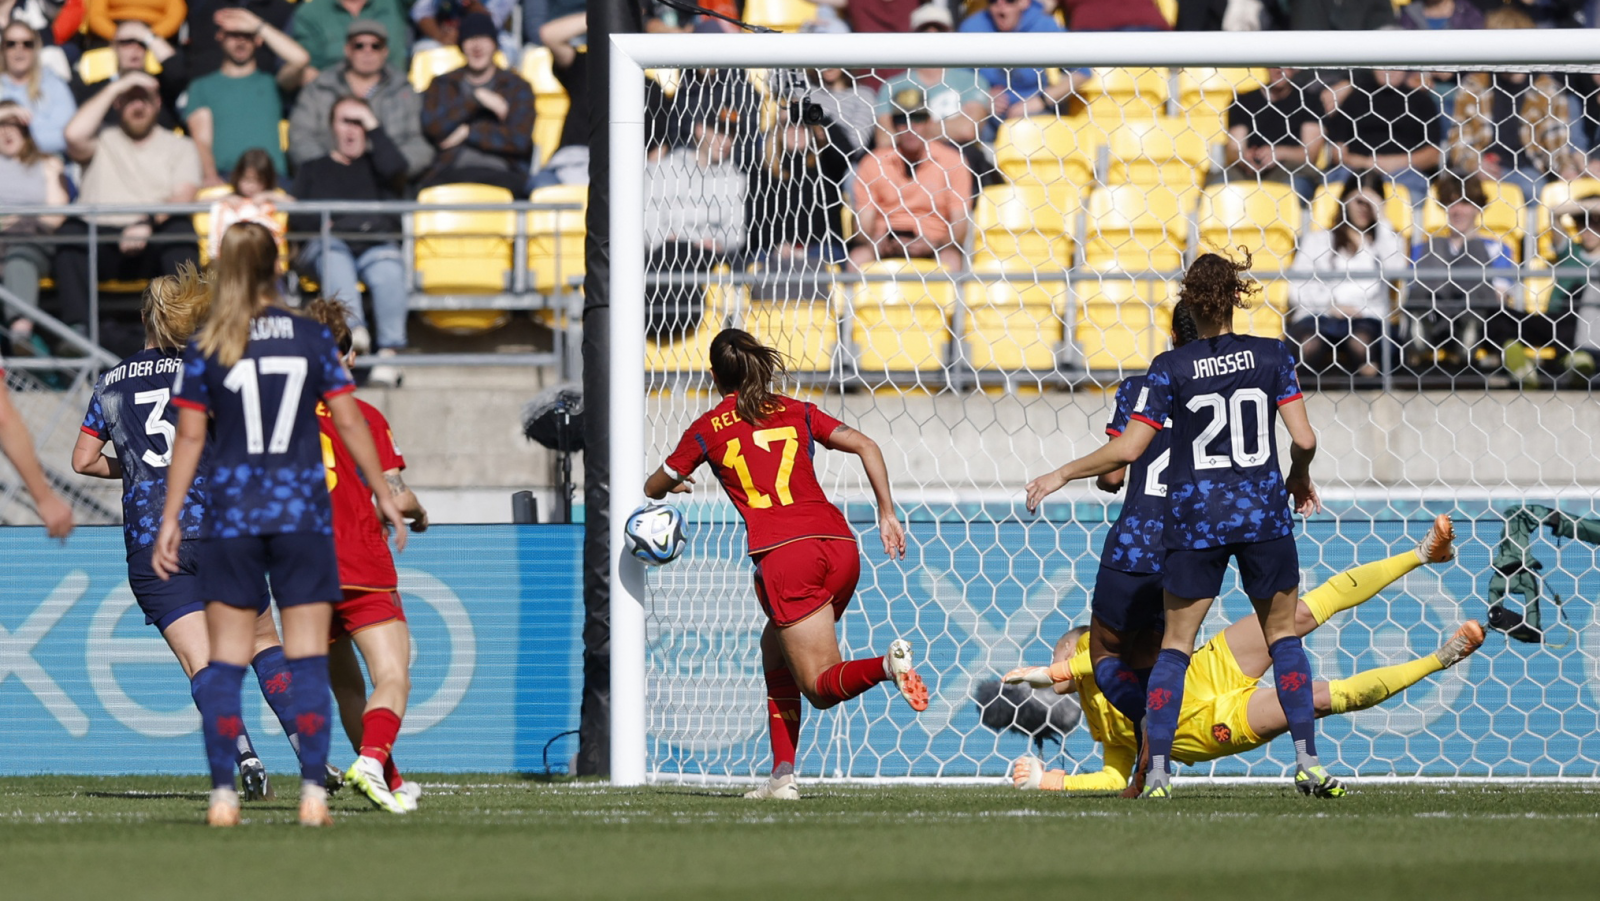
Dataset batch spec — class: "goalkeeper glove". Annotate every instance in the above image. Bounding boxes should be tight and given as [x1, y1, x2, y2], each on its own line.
[1002, 660, 1072, 688]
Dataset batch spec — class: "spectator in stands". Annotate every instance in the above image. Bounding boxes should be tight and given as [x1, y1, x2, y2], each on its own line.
[291, 0, 411, 77]
[71, 20, 180, 130]
[416, 0, 520, 62]
[1398, 0, 1485, 29]
[183, 8, 308, 185]
[419, 12, 534, 194]
[1, 22, 74, 156]
[746, 96, 854, 266]
[663, 65, 763, 166]
[1516, 0, 1585, 28]
[803, 0, 921, 34]
[875, 6, 987, 153]
[1288, 181, 1406, 377]
[57, 72, 200, 338]
[181, 0, 295, 78]
[1060, 0, 1171, 30]
[850, 94, 971, 271]
[1323, 68, 1443, 207]
[0, 100, 67, 357]
[206, 147, 289, 261]
[1177, 0, 1267, 29]
[292, 95, 409, 386]
[289, 20, 433, 179]
[1408, 174, 1516, 370]
[85, 0, 185, 39]
[959, 1, 1091, 122]
[1547, 203, 1600, 378]
[1286, 0, 1394, 29]
[804, 65, 876, 157]
[530, 9, 588, 189]
[643, 107, 746, 339]
[1220, 67, 1323, 197]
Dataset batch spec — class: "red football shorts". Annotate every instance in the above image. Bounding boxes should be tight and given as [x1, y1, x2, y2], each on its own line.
[330, 588, 406, 641]
[752, 538, 860, 628]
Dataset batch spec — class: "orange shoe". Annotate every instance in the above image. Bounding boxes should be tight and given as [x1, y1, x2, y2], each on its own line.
[299, 797, 333, 827]
[1436, 620, 1486, 668]
[206, 802, 240, 828]
[1416, 514, 1456, 564]
[885, 639, 929, 712]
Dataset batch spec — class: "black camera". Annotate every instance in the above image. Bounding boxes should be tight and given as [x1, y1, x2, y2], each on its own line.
[787, 99, 830, 127]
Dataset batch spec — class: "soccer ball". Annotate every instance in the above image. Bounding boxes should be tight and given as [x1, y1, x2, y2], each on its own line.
[625, 502, 687, 566]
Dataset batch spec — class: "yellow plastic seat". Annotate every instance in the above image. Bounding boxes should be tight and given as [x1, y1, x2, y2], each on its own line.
[414, 183, 516, 307]
[191, 184, 234, 267]
[1083, 184, 1192, 273]
[744, 288, 840, 374]
[646, 278, 736, 373]
[1234, 280, 1290, 339]
[1175, 68, 1267, 118]
[77, 46, 161, 84]
[527, 183, 587, 296]
[1104, 117, 1210, 189]
[742, 0, 818, 32]
[971, 182, 1078, 270]
[1074, 278, 1173, 372]
[522, 46, 572, 166]
[993, 116, 1095, 187]
[850, 259, 954, 375]
[1197, 182, 1301, 270]
[1537, 178, 1600, 260]
[961, 260, 1066, 371]
[1085, 67, 1170, 123]
[410, 47, 507, 92]
[1309, 183, 1415, 244]
[423, 310, 511, 333]
[1420, 181, 1524, 258]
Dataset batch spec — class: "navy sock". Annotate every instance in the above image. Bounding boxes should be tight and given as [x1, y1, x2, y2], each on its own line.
[1143, 649, 1191, 777]
[252, 646, 300, 756]
[285, 655, 333, 784]
[1093, 656, 1148, 727]
[1269, 636, 1319, 762]
[192, 662, 248, 789]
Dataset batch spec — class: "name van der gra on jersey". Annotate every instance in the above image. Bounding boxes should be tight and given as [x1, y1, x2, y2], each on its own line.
[1192, 350, 1256, 379]
[252, 317, 297, 341]
[708, 401, 788, 433]
[101, 355, 182, 387]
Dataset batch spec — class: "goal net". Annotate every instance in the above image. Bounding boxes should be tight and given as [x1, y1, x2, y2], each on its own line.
[611, 30, 1600, 783]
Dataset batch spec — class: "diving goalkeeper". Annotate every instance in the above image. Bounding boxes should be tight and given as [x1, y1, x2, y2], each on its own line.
[1004, 514, 1484, 791]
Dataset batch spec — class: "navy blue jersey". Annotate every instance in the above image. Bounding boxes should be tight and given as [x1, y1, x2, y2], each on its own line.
[1132, 334, 1304, 550]
[173, 309, 354, 539]
[81, 348, 208, 555]
[1100, 375, 1172, 574]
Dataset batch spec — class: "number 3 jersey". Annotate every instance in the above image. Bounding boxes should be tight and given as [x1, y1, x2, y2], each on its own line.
[663, 393, 854, 555]
[1132, 334, 1304, 551]
[81, 347, 207, 555]
[174, 309, 355, 539]
[1102, 374, 1172, 574]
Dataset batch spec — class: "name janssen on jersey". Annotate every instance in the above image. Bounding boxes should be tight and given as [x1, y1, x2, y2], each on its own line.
[102, 355, 182, 387]
[251, 316, 296, 342]
[1191, 350, 1256, 379]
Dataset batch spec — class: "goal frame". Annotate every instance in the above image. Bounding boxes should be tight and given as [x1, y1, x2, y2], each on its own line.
[606, 29, 1600, 786]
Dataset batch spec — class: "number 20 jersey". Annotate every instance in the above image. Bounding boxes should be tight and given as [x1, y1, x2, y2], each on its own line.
[174, 309, 355, 539]
[81, 347, 207, 555]
[664, 393, 854, 556]
[1132, 334, 1303, 551]
[1101, 374, 1172, 574]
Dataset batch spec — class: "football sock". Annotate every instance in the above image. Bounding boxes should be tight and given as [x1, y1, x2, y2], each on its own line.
[1093, 656, 1149, 727]
[1328, 655, 1442, 715]
[763, 667, 803, 773]
[251, 646, 300, 753]
[193, 667, 259, 765]
[285, 655, 334, 785]
[1303, 552, 1419, 626]
[812, 657, 888, 705]
[193, 662, 248, 790]
[1143, 649, 1191, 777]
[384, 756, 405, 792]
[1269, 636, 1320, 763]
[359, 707, 402, 766]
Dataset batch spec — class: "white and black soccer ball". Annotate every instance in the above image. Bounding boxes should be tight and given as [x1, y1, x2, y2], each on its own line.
[625, 502, 687, 566]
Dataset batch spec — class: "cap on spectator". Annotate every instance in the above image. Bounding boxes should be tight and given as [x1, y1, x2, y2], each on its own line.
[347, 19, 389, 43]
[910, 4, 954, 31]
[704, 107, 741, 133]
[889, 87, 931, 123]
[457, 11, 498, 45]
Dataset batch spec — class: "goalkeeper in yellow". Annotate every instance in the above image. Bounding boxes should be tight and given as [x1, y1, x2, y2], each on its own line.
[1004, 514, 1484, 792]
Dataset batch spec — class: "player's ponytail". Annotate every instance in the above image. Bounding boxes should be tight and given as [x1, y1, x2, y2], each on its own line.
[198, 222, 278, 367]
[141, 261, 211, 353]
[1179, 249, 1259, 329]
[709, 328, 788, 425]
[303, 297, 355, 355]
[1170, 300, 1201, 349]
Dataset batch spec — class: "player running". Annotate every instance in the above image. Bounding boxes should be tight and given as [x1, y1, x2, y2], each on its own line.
[303, 298, 428, 815]
[73, 267, 318, 801]
[0, 359, 73, 541]
[1027, 251, 1333, 799]
[1003, 516, 1482, 791]
[644, 328, 927, 801]
[153, 222, 407, 827]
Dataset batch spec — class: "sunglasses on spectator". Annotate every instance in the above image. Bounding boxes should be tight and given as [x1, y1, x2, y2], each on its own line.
[115, 38, 145, 47]
[348, 39, 386, 51]
[338, 118, 367, 127]
[4, 39, 38, 49]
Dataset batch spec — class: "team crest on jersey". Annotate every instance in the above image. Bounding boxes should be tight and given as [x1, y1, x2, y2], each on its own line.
[1212, 723, 1233, 744]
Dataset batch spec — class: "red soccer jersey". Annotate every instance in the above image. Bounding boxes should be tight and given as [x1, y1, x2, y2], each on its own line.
[316, 399, 406, 590]
[664, 394, 855, 555]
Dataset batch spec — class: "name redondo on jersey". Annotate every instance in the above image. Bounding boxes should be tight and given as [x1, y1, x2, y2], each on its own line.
[102, 355, 182, 387]
[1191, 350, 1256, 380]
[251, 316, 296, 342]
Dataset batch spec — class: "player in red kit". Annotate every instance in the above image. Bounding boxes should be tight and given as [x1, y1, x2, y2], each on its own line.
[304, 299, 429, 815]
[645, 329, 928, 801]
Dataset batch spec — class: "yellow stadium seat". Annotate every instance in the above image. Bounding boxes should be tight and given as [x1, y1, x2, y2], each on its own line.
[993, 116, 1095, 187]
[647, 278, 735, 373]
[191, 184, 234, 267]
[1234, 280, 1290, 339]
[1309, 182, 1414, 244]
[743, 0, 818, 32]
[423, 310, 511, 333]
[1155, 0, 1178, 26]
[1083, 184, 1192, 273]
[1197, 182, 1301, 270]
[414, 183, 515, 298]
[1522, 259, 1555, 316]
[1074, 278, 1173, 372]
[1175, 68, 1267, 118]
[961, 260, 1066, 372]
[1420, 181, 1524, 258]
[1085, 67, 1170, 122]
[522, 46, 572, 166]
[1104, 117, 1211, 189]
[527, 183, 587, 296]
[850, 259, 954, 376]
[410, 47, 507, 92]
[1536, 178, 1600, 259]
[971, 182, 1078, 270]
[77, 46, 161, 84]
[744, 289, 840, 374]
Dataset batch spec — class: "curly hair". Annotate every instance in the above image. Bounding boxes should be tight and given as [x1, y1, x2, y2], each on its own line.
[302, 297, 354, 355]
[1178, 249, 1259, 327]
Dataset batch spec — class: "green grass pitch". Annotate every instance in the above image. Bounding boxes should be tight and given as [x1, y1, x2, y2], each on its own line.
[2, 774, 1597, 900]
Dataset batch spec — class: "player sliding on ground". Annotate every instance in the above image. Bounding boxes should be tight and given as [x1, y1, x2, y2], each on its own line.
[645, 328, 927, 801]
[1004, 515, 1483, 791]
[1027, 251, 1333, 799]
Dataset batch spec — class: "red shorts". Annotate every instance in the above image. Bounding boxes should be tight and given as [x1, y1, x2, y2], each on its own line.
[752, 538, 860, 628]
[330, 588, 406, 641]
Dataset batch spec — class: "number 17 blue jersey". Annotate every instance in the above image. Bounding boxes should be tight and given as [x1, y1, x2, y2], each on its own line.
[173, 308, 354, 539]
[1131, 334, 1303, 551]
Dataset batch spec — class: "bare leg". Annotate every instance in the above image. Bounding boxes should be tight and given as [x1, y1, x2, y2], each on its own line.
[161, 611, 211, 678]
[1243, 681, 1335, 743]
[1160, 592, 1214, 653]
[328, 636, 368, 752]
[351, 621, 412, 717]
[206, 602, 259, 666]
[772, 606, 845, 709]
[279, 604, 333, 659]
[250, 610, 283, 658]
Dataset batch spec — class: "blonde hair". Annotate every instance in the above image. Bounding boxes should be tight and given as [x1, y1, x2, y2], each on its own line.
[197, 222, 278, 367]
[2, 23, 44, 104]
[142, 262, 212, 352]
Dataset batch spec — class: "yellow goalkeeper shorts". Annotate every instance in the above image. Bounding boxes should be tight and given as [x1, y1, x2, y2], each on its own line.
[1171, 629, 1269, 764]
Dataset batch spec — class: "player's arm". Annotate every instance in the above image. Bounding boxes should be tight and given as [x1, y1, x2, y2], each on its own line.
[1017, 746, 1134, 792]
[154, 406, 209, 577]
[1025, 420, 1159, 513]
[644, 465, 694, 499]
[384, 469, 428, 533]
[71, 430, 121, 479]
[823, 423, 906, 559]
[328, 392, 408, 551]
[1095, 468, 1126, 493]
[0, 383, 72, 538]
[1279, 398, 1322, 515]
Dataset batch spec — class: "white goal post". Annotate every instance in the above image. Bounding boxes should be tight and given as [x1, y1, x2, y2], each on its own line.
[608, 30, 1600, 787]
